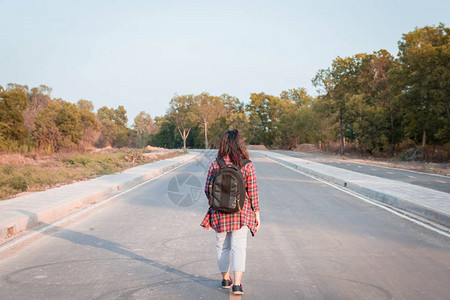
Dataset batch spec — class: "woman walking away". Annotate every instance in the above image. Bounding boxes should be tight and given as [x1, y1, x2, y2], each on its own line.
[200, 129, 260, 295]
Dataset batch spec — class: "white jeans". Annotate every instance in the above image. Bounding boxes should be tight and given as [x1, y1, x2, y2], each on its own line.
[215, 226, 249, 273]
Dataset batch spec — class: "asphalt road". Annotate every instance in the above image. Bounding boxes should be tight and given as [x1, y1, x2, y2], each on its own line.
[0, 153, 449, 300]
[274, 150, 450, 194]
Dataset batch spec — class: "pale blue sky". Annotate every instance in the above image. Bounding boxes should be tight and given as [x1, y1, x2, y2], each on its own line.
[1, 0, 448, 123]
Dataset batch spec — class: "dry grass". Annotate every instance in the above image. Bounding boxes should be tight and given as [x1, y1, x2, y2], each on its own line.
[246, 144, 268, 150]
[0, 150, 183, 200]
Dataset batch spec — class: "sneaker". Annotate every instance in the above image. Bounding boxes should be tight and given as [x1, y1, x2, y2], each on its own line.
[232, 284, 244, 295]
[221, 277, 233, 289]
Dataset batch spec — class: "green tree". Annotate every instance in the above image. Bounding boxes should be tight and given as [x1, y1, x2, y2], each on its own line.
[296, 104, 323, 144]
[97, 105, 130, 147]
[309, 94, 337, 150]
[167, 94, 197, 150]
[277, 88, 315, 149]
[133, 111, 155, 148]
[33, 99, 82, 152]
[77, 99, 100, 150]
[23, 85, 52, 134]
[33, 102, 61, 152]
[397, 23, 449, 147]
[280, 87, 313, 107]
[347, 50, 401, 154]
[312, 54, 366, 155]
[220, 94, 248, 130]
[0, 84, 29, 149]
[348, 94, 389, 154]
[246, 93, 282, 147]
[208, 94, 248, 148]
[150, 115, 183, 148]
[56, 99, 82, 145]
[195, 93, 226, 149]
[77, 99, 94, 112]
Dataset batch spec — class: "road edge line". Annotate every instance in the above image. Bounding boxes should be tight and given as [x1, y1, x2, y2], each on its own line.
[259, 154, 450, 239]
[0, 154, 201, 250]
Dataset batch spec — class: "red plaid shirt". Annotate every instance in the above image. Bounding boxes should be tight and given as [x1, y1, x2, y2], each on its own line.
[200, 156, 260, 236]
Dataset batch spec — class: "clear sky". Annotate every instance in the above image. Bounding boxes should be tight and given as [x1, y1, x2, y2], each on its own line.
[1, 0, 448, 124]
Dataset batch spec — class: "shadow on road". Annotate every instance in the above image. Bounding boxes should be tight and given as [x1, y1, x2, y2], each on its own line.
[16, 209, 226, 296]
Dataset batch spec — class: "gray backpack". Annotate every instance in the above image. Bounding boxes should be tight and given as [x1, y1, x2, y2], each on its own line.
[208, 158, 251, 213]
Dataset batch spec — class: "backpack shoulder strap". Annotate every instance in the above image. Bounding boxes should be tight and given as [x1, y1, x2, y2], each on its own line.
[216, 157, 227, 168]
[241, 159, 251, 168]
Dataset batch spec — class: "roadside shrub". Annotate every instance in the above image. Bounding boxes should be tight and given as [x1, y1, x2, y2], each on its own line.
[2, 165, 13, 175]
[123, 152, 145, 163]
[400, 148, 424, 161]
[6, 175, 27, 192]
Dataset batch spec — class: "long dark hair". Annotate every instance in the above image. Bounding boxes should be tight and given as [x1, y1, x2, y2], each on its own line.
[217, 129, 249, 167]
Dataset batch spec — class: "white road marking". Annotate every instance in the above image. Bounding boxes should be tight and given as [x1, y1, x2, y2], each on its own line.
[262, 155, 450, 239]
[0, 157, 199, 252]
[279, 150, 449, 178]
[333, 159, 448, 178]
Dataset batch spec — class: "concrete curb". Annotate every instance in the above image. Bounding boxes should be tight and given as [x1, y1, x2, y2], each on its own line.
[255, 150, 450, 228]
[0, 153, 201, 242]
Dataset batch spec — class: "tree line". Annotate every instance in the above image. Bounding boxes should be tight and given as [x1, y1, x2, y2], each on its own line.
[152, 23, 448, 161]
[0, 84, 155, 153]
[0, 23, 448, 160]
